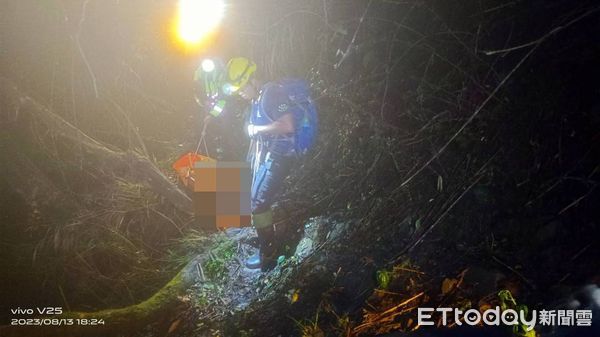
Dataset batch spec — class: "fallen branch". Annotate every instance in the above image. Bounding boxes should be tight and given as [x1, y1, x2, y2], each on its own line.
[0, 77, 193, 214]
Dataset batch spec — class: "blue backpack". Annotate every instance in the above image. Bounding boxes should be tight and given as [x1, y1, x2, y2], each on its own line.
[258, 79, 318, 155]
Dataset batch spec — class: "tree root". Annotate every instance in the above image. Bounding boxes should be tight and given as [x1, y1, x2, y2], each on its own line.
[0, 255, 203, 337]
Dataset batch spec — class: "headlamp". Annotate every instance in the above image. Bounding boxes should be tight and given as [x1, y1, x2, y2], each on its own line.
[201, 59, 216, 73]
[222, 83, 239, 96]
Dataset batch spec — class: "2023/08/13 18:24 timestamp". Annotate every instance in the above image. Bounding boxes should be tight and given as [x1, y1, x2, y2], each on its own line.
[10, 307, 105, 326]
[11, 318, 106, 326]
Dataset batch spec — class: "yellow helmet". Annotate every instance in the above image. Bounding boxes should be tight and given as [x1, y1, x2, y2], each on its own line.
[224, 57, 257, 94]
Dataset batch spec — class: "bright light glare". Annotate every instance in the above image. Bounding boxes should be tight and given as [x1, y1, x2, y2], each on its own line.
[202, 59, 216, 72]
[177, 0, 225, 45]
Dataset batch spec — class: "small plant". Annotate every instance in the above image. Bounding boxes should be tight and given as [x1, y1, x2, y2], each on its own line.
[204, 258, 226, 280]
[498, 290, 536, 337]
[203, 235, 236, 281]
[376, 269, 392, 290]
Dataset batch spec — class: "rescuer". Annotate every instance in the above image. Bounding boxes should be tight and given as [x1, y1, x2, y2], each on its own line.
[197, 57, 317, 271]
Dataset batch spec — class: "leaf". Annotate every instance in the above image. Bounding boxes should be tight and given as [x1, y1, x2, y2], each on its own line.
[291, 291, 300, 304]
[414, 218, 422, 231]
[498, 289, 517, 310]
[167, 319, 181, 334]
[376, 270, 392, 290]
[288, 289, 300, 303]
[277, 255, 286, 265]
[441, 278, 458, 295]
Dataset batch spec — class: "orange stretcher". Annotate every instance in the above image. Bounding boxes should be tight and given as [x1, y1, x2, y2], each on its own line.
[171, 152, 216, 189]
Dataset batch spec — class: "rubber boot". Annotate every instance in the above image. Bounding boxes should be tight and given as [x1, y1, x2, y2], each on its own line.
[245, 226, 276, 271]
[273, 222, 290, 257]
[245, 253, 261, 269]
[259, 226, 277, 272]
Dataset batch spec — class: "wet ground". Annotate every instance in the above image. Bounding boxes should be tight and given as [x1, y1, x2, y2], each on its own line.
[184, 219, 322, 333]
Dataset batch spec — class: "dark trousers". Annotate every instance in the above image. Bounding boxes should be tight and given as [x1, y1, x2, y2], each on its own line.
[250, 151, 293, 215]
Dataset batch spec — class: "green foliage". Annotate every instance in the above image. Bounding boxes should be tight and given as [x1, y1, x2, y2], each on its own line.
[204, 259, 226, 281]
[204, 235, 236, 281]
[498, 289, 518, 311]
[498, 290, 536, 337]
[376, 269, 392, 290]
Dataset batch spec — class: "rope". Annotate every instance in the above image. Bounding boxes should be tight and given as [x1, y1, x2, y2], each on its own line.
[195, 121, 210, 157]
[182, 121, 211, 178]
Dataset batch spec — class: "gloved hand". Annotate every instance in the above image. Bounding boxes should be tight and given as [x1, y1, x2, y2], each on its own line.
[247, 124, 259, 138]
[209, 99, 226, 117]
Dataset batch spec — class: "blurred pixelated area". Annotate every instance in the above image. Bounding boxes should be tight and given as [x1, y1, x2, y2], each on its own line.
[172, 153, 250, 229]
[192, 161, 251, 230]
